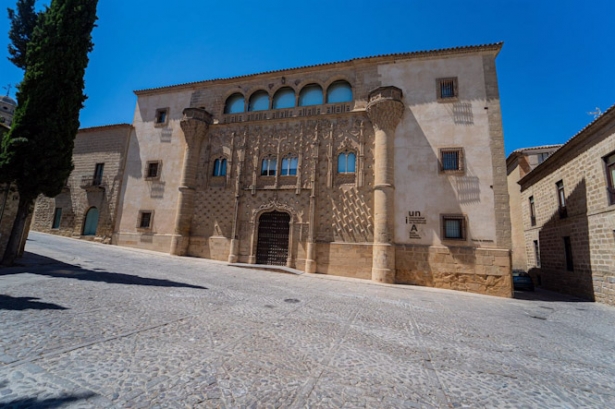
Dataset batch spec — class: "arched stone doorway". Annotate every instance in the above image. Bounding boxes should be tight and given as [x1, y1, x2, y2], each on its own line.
[256, 211, 291, 266]
[83, 207, 99, 236]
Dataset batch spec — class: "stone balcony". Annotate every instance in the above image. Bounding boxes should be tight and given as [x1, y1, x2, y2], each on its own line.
[80, 176, 105, 191]
[221, 102, 353, 124]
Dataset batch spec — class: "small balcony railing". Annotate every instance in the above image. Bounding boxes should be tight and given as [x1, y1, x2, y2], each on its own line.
[80, 176, 105, 191]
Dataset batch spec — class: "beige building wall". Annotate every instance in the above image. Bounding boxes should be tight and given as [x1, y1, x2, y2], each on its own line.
[114, 44, 513, 297]
[520, 107, 615, 306]
[31, 124, 132, 241]
[114, 91, 193, 251]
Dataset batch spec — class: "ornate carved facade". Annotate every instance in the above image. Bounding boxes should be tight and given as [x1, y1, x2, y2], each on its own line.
[109, 43, 513, 297]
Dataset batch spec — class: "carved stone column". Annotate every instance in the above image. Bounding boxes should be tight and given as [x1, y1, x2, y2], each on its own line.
[366, 87, 404, 283]
[170, 108, 213, 256]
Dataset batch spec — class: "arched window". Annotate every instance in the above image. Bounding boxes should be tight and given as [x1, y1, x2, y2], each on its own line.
[327, 80, 353, 103]
[248, 91, 269, 111]
[298, 84, 323, 106]
[224, 93, 245, 114]
[261, 156, 277, 176]
[338, 152, 356, 174]
[281, 155, 298, 176]
[272, 87, 295, 109]
[213, 158, 227, 176]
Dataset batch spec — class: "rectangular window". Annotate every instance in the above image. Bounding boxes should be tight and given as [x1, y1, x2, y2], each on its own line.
[145, 161, 161, 179]
[556, 180, 567, 218]
[537, 152, 550, 164]
[564, 236, 573, 271]
[437, 77, 458, 100]
[440, 148, 464, 172]
[261, 158, 277, 176]
[138, 211, 152, 229]
[529, 196, 536, 226]
[281, 157, 298, 176]
[604, 152, 615, 205]
[533, 240, 540, 267]
[52, 207, 62, 229]
[442, 215, 466, 240]
[93, 163, 104, 186]
[155, 108, 168, 124]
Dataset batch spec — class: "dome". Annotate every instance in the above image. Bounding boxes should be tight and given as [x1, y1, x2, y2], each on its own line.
[1, 95, 17, 106]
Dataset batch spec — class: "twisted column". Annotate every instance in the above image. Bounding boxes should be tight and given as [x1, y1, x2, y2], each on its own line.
[170, 108, 212, 256]
[366, 87, 404, 283]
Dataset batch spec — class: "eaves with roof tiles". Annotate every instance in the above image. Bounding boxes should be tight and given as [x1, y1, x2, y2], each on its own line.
[134, 42, 503, 96]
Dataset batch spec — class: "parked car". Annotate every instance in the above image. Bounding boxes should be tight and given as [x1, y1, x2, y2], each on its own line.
[513, 271, 535, 291]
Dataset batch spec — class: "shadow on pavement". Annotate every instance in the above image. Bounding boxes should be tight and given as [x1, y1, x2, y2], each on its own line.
[0, 294, 68, 311]
[1, 392, 96, 409]
[0, 252, 208, 290]
[513, 288, 591, 303]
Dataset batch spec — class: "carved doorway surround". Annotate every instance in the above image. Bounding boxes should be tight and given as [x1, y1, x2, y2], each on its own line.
[256, 211, 291, 266]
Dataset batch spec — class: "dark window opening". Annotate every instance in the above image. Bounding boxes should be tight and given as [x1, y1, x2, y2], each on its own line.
[533, 240, 540, 268]
[529, 196, 536, 226]
[93, 163, 104, 186]
[52, 207, 62, 229]
[147, 162, 159, 178]
[139, 212, 152, 229]
[564, 236, 573, 271]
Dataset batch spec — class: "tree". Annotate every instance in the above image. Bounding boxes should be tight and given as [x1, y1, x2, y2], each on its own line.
[0, 0, 98, 264]
[7, 0, 39, 70]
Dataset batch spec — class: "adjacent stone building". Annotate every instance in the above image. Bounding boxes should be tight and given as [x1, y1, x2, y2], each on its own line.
[507, 145, 561, 272]
[113, 43, 513, 297]
[31, 124, 132, 241]
[519, 105, 615, 306]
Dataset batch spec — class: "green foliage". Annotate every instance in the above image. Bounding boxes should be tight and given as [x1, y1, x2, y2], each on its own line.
[7, 0, 39, 70]
[0, 0, 98, 200]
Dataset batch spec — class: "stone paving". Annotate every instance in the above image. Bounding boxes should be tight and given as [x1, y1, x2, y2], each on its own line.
[1, 232, 615, 408]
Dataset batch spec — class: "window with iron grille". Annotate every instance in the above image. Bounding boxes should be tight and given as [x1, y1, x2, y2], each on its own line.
[138, 211, 153, 229]
[529, 196, 536, 226]
[442, 215, 466, 240]
[437, 77, 458, 100]
[440, 148, 464, 172]
[604, 152, 615, 205]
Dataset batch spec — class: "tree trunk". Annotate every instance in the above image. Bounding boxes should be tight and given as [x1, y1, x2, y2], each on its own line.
[1, 194, 32, 266]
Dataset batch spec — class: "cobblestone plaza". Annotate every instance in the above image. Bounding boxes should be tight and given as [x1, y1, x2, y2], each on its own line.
[1, 232, 614, 408]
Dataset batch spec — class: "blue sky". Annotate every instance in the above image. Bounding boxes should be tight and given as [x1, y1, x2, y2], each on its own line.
[1, 0, 613, 155]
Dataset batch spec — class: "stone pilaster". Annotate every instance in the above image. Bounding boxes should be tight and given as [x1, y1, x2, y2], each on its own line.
[170, 108, 212, 256]
[366, 87, 404, 283]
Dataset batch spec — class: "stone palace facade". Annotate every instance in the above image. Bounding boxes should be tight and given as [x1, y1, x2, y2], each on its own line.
[33, 43, 513, 297]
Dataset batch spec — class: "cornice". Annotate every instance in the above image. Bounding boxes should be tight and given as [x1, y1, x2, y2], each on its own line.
[134, 42, 504, 96]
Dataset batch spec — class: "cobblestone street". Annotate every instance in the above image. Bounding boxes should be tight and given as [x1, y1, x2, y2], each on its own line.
[1, 232, 615, 408]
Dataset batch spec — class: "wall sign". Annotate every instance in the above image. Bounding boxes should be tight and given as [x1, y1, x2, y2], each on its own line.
[406, 211, 425, 239]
